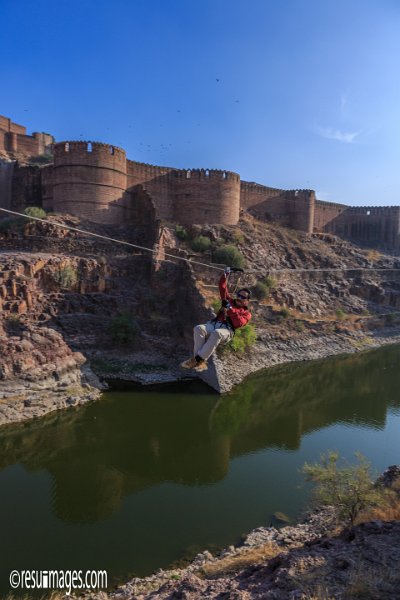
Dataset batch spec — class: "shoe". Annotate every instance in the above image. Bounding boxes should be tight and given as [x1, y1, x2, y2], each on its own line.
[180, 357, 197, 369]
[194, 360, 208, 372]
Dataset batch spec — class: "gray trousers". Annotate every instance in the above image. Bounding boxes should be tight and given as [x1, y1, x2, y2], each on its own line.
[194, 321, 232, 360]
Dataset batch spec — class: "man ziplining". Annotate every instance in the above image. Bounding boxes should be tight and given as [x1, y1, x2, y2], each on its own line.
[181, 267, 252, 372]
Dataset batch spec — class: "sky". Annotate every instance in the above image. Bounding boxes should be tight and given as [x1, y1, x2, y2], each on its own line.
[1, 0, 400, 206]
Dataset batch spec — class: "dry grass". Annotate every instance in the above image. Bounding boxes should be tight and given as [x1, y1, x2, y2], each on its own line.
[197, 542, 282, 579]
[365, 249, 383, 262]
[356, 480, 400, 524]
[345, 562, 400, 598]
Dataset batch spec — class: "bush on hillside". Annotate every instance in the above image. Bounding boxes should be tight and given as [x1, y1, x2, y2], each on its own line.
[190, 235, 211, 253]
[301, 451, 381, 526]
[24, 206, 47, 219]
[109, 312, 139, 345]
[228, 323, 257, 354]
[213, 245, 245, 269]
[53, 265, 78, 289]
[175, 224, 188, 240]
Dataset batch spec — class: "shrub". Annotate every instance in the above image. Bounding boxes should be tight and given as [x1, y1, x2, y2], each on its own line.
[24, 206, 47, 219]
[213, 245, 245, 269]
[252, 281, 269, 300]
[335, 308, 346, 320]
[301, 451, 381, 526]
[294, 319, 305, 332]
[228, 323, 257, 354]
[232, 230, 245, 244]
[385, 312, 398, 324]
[175, 224, 188, 240]
[53, 265, 78, 289]
[109, 312, 138, 345]
[211, 297, 222, 314]
[190, 235, 212, 253]
[264, 275, 276, 289]
[279, 307, 291, 319]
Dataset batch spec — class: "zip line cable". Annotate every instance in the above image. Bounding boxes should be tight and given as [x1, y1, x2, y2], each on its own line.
[0, 207, 399, 274]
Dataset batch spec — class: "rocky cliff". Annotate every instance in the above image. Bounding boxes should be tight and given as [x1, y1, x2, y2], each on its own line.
[1, 212, 400, 424]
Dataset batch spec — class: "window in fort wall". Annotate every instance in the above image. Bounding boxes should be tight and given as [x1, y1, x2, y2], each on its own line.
[88, 142, 92, 152]
[65, 143, 69, 152]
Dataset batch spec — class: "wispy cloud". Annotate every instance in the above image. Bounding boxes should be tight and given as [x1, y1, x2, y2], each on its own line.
[315, 125, 362, 144]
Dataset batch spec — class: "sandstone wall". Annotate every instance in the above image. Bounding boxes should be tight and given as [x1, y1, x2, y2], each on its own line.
[127, 161, 174, 220]
[240, 181, 285, 210]
[174, 169, 240, 224]
[0, 115, 52, 158]
[53, 142, 127, 224]
[327, 206, 400, 249]
[245, 185, 315, 234]
[314, 199, 348, 231]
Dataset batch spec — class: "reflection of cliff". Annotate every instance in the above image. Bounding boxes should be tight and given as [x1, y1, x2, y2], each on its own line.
[1, 345, 399, 524]
[213, 344, 400, 454]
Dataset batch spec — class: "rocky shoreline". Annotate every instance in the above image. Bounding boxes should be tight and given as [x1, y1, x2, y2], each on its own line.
[201, 321, 400, 393]
[0, 324, 105, 427]
[2, 323, 400, 427]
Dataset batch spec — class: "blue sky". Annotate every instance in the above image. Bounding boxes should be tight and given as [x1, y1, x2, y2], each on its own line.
[1, 0, 399, 205]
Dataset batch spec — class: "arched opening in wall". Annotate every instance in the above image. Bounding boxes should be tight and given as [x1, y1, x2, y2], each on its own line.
[87, 142, 92, 152]
[205, 169, 209, 177]
[64, 143, 69, 152]
[222, 172, 227, 179]
[186, 170, 191, 179]
[366, 210, 371, 216]
[110, 146, 115, 155]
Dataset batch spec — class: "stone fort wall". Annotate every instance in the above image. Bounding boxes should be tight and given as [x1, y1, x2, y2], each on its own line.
[48, 142, 241, 225]
[1, 114, 400, 251]
[0, 115, 53, 158]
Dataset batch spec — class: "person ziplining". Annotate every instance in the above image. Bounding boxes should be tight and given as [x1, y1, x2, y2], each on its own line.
[180, 267, 252, 372]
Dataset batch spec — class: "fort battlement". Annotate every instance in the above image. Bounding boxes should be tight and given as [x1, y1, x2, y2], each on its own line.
[0, 114, 52, 158]
[2, 114, 400, 250]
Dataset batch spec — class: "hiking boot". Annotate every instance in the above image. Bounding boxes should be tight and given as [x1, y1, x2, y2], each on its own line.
[194, 360, 208, 372]
[180, 357, 197, 369]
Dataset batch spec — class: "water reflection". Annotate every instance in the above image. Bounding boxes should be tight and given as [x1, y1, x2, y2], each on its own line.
[1, 345, 399, 526]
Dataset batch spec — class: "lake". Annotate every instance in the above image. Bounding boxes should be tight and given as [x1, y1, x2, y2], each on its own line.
[1, 344, 400, 594]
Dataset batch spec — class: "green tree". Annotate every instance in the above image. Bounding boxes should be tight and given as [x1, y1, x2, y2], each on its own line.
[301, 452, 381, 526]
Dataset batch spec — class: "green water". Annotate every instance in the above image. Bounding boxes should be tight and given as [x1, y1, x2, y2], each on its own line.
[1, 344, 400, 594]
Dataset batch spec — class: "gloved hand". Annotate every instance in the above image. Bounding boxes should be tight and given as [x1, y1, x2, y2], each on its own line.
[222, 299, 231, 309]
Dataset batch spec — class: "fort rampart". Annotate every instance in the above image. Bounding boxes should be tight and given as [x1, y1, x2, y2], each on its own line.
[1, 114, 400, 251]
[0, 115, 52, 158]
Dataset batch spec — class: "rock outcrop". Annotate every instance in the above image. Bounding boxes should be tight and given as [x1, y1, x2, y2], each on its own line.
[0, 323, 103, 425]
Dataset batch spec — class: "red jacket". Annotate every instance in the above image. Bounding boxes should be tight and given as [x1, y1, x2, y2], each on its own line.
[216, 274, 251, 330]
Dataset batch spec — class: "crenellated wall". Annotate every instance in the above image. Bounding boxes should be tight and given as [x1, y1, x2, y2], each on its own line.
[3, 115, 400, 251]
[314, 199, 348, 231]
[0, 115, 53, 158]
[52, 141, 128, 224]
[325, 206, 400, 250]
[242, 182, 315, 233]
[173, 168, 240, 224]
